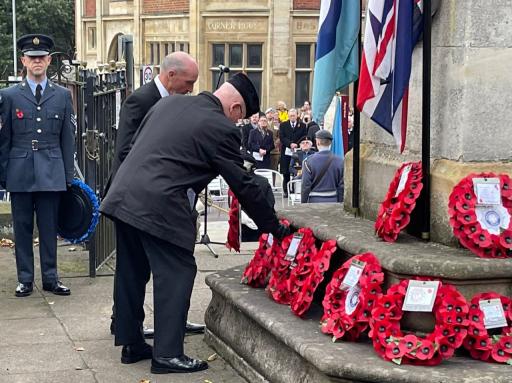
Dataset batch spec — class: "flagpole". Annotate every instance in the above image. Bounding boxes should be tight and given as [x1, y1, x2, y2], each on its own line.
[351, 0, 362, 214]
[421, 0, 432, 240]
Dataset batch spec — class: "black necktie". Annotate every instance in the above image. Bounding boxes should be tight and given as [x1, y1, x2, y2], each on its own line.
[35, 84, 42, 104]
[292, 123, 295, 129]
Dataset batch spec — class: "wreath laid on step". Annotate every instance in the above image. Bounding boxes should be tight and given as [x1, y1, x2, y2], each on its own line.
[289, 239, 337, 317]
[321, 252, 384, 341]
[448, 173, 512, 258]
[267, 227, 317, 305]
[226, 190, 241, 252]
[463, 292, 512, 364]
[370, 279, 469, 366]
[375, 161, 423, 242]
[241, 233, 274, 287]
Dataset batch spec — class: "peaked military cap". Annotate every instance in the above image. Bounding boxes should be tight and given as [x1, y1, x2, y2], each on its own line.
[315, 129, 333, 141]
[227, 73, 260, 118]
[17, 34, 54, 56]
[299, 136, 312, 143]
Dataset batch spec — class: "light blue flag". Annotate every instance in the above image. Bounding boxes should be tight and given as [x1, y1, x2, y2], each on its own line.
[331, 96, 344, 157]
[312, 0, 360, 123]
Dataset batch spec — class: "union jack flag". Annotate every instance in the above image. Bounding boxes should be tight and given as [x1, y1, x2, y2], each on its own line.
[357, 0, 424, 153]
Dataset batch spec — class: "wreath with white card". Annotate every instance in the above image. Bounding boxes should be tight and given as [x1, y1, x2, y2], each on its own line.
[369, 279, 469, 366]
[321, 252, 384, 341]
[375, 161, 423, 242]
[448, 173, 512, 258]
[463, 292, 512, 364]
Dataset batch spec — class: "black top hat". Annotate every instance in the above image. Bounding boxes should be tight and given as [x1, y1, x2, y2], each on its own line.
[227, 73, 260, 119]
[17, 34, 54, 56]
[315, 129, 333, 141]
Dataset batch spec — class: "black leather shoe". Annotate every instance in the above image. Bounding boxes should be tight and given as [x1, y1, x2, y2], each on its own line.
[15, 282, 33, 297]
[121, 342, 153, 364]
[42, 281, 71, 296]
[185, 321, 205, 335]
[151, 355, 208, 374]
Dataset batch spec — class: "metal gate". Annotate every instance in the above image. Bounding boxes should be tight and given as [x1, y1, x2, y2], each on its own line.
[82, 70, 126, 277]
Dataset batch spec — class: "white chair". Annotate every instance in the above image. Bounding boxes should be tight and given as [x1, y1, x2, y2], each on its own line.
[254, 169, 284, 204]
[207, 176, 228, 205]
[287, 179, 302, 206]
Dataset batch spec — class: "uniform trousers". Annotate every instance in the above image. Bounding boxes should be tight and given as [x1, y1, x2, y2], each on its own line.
[114, 219, 197, 358]
[11, 192, 60, 284]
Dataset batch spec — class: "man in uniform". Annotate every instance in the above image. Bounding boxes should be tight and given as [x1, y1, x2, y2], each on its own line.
[289, 136, 316, 178]
[100, 73, 290, 374]
[0, 34, 75, 297]
[301, 130, 344, 203]
[105, 51, 203, 339]
[279, 108, 307, 197]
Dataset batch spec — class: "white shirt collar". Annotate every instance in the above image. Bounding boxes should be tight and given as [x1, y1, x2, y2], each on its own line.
[154, 75, 170, 98]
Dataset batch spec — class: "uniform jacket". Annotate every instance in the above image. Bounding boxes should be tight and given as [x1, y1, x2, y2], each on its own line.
[289, 148, 316, 176]
[306, 121, 320, 148]
[301, 150, 344, 203]
[0, 80, 75, 192]
[248, 128, 274, 169]
[100, 92, 279, 252]
[279, 120, 307, 174]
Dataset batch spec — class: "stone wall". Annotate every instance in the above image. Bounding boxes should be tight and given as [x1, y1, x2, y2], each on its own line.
[351, 0, 512, 246]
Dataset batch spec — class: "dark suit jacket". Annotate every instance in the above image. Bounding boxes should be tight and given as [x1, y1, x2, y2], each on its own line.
[241, 123, 257, 152]
[100, 92, 279, 252]
[0, 80, 75, 191]
[247, 128, 274, 169]
[103, 80, 161, 196]
[278, 120, 307, 174]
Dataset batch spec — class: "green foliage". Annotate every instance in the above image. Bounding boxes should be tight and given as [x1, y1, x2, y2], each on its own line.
[0, 0, 75, 79]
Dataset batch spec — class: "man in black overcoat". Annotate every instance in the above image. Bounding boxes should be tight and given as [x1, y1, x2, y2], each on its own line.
[105, 51, 201, 340]
[279, 108, 307, 196]
[100, 73, 290, 374]
[240, 112, 259, 152]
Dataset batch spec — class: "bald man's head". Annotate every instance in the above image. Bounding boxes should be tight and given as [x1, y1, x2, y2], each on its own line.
[159, 51, 199, 95]
[213, 82, 246, 123]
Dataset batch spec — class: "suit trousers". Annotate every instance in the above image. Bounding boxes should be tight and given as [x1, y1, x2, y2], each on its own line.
[10, 192, 60, 284]
[114, 220, 197, 358]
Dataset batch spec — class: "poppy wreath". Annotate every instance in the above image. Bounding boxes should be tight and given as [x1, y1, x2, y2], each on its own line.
[226, 190, 241, 252]
[448, 173, 512, 258]
[267, 227, 317, 305]
[375, 161, 423, 242]
[242, 220, 292, 288]
[289, 239, 337, 317]
[321, 252, 384, 341]
[241, 233, 274, 288]
[463, 292, 512, 364]
[370, 279, 469, 366]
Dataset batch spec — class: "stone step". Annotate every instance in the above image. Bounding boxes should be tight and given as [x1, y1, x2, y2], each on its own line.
[277, 204, 512, 299]
[205, 267, 510, 383]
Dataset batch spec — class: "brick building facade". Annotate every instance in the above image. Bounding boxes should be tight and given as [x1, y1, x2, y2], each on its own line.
[76, 0, 325, 109]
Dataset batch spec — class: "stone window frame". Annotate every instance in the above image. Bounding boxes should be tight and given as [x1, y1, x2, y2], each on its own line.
[86, 25, 97, 53]
[145, 41, 190, 65]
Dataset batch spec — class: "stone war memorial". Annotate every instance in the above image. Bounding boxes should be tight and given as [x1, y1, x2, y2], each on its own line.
[205, 1, 512, 382]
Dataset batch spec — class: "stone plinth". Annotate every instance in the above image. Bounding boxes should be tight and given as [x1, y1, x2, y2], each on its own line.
[353, 0, 512, 246]
[278, 204, 512, 300]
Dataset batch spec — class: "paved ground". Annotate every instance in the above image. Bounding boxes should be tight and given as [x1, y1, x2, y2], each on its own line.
[0, 219, 258, 383]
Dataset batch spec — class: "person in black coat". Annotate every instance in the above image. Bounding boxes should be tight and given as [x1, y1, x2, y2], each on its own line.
[279, 108, 307, 196]
[100, 74, 290, 374]
[248, 114, 274, 169]
[240, 112, 259, 152]
[105, 52, 201, 340]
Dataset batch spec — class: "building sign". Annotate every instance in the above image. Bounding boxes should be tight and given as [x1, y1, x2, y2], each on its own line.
[205, 18, 266, 33]
[142, 65, 154, 84]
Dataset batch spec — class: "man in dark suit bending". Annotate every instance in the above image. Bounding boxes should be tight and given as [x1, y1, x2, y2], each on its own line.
[107, 52, 203, 343]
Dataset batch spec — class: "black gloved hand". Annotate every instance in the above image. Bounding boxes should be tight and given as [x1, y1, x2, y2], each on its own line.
[272, 223, 291, 240]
